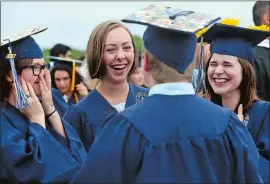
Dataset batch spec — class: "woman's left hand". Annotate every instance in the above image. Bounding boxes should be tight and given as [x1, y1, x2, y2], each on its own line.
[76, 82, 89, 98]
[40, 69, 55, 115]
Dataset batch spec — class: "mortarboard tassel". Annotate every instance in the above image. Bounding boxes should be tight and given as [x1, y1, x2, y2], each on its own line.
[6, 40, 29, 109]
[71, 61, 76, 92]
[195, 38, 207, 94]
[74, 92, 79, 103]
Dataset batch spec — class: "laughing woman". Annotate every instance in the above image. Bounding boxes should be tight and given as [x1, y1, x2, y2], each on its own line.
[201, 23, 270, 183]
[64, 21, 149, 152]
[0, 29, 86, 183]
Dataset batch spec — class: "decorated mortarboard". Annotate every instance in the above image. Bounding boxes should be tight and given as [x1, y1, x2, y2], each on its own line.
[122, 4, 221, 73]
[48, 56, 83, 103]
[200, 19, 270, 63]
[1, 27, 47, 47]
[0, 27, 47, 109]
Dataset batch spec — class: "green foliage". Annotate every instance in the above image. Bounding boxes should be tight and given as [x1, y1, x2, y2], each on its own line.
[42, 35, 142, 62]
[133, 35, 143, 53]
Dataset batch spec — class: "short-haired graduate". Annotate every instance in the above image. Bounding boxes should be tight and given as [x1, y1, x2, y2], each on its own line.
[63, 20, 149, 152]
[69, 5, 263, 183]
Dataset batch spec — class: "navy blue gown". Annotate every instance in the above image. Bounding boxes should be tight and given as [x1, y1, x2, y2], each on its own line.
[246, 101, 270, 183]
[0, 101, 87, 183]
[64, 83, 148, 152]
[70, 94, 262, 183]
[51, 88, 70, 118]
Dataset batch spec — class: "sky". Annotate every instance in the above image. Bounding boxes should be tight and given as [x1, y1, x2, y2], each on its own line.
[1, 1, 256, 51]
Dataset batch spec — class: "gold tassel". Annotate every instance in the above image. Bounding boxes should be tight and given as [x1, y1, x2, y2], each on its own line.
[71, 62, 76, 92]
[74, 92, 79, 103]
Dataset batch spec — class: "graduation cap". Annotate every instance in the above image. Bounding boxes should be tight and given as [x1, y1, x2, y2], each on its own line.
[195, 20, 270, 93]
[0, 27, 47, 109]
[48, 56, 83, 68]
[122, 4, 221, 73]
[48, 56, 84, 103]
[201, 22, 270, 63]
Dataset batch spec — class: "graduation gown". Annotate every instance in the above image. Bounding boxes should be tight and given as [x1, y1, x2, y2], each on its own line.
[70, 89, 262, 183]
[64, 83, 148, 152]
[67, 94, 77, 105]
[0, 101, 87, 183]
[246, 101, 270, 183]
[254, 46, 270, 102]
[66, 92, 84, 106]
[51, 88, 70, 118]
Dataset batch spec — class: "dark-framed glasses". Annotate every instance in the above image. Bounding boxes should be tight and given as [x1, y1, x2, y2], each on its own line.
[21, 63, 50, 76]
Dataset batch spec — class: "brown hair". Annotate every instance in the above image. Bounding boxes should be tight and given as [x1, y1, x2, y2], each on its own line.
[86, 20, 138, 79]
[0, 56, 33, 100]
[203, 55, 258, 114]
[144, 48, 195, 84]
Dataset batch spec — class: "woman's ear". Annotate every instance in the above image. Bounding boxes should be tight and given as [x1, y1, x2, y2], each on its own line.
[5, 71, 14, 83]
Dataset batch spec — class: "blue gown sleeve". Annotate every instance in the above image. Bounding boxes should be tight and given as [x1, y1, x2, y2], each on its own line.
[0, 117, 86, 183]
[248, 102, 270, 183]
[226, 112, 263, 183]
[255, 104, 270, 161]
[64, 106, 95, 152]
[46, 121, 70, 150]
[45, 118, 87, 164]
[51, 88, 69, 117]
[60, 119, 88, 164]
[63, 106, 85, 143]
[70, 114, 145, 183]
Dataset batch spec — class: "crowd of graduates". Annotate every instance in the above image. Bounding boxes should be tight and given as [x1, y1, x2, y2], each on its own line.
[0, 1, 269, 183]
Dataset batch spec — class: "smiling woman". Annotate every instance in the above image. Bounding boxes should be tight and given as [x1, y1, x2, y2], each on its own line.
[201, 22, 270, 183]
[205, 54, 258, 114]
[63, 20, 149, 152]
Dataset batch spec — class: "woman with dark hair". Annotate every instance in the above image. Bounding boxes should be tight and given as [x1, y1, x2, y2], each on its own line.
[64, 20, 149, 152]
[50, 57, 89, 105]
[0, 28, 86, 183]
[201, 22, 270, 183]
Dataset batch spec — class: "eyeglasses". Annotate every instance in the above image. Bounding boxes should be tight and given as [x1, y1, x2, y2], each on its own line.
[21, 63, 50, 76]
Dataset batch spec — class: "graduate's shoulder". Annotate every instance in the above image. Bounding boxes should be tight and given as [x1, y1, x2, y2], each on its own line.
[0, 101, 19, 118]
[129, 83, 149, 100]
[248, 100, 270, 119]
[120, 95, 237, 143]
[252, 100, 270, 109]
[51, 88, 63, 97]
[67, 89, 98, 112]
[132, 84, 149, 94]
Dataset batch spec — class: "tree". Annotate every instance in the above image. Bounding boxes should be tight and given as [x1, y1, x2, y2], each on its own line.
[132, 35, 143, 53]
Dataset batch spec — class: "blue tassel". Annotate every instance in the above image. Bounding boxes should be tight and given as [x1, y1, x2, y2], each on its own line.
[7, 40, 29, 109]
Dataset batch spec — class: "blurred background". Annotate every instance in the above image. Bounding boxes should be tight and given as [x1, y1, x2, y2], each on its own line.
[1, 1, 256, 61]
